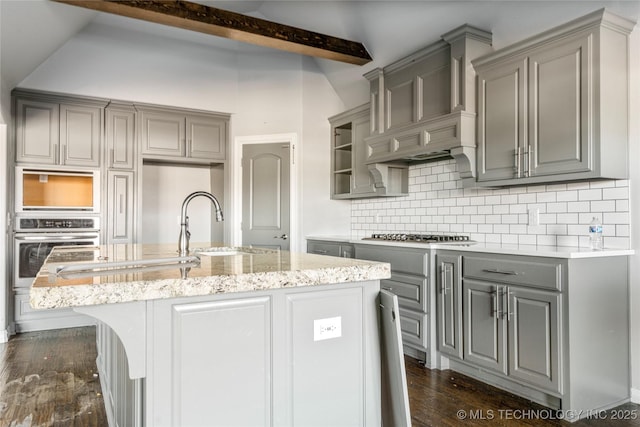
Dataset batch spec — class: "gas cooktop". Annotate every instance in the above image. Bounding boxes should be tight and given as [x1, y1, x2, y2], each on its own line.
[362, 233, 475, 245]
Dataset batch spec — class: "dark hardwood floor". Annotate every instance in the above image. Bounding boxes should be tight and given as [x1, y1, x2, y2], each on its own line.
[0, 327, 106, 427]
[1, 326, 639, 426]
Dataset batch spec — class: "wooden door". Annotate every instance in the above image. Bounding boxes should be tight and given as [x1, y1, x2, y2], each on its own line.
[508, 287, 562, 393]
[242, 143, 290, 250]
[463, 279, 507, 375]
[60, 103, 102, 167]
[437, 253, 463, 360]
[476, 57, 527, 182]
[528, 35, 591, 177]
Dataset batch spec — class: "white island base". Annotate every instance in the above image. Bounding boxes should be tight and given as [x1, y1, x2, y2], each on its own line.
[77, 280, 382, 427]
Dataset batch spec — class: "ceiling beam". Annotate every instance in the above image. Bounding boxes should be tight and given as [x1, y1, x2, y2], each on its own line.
[53, 0, 373, 65]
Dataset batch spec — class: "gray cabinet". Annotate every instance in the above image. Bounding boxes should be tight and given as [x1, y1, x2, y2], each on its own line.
[436, 253, 463, 360]
[15, 93, 104, 167]
[355, 244, 431, 362]
[462, 278, 561, 393]
[461, 254, 562, 394]
[105, 103, 136, 170]
[106, 170, 135, 244]
[474, 9, 634, 186]
[439, 250, 630, 417]
[329, 104, 383, 198]
[307, 239, 354, 258]
[138, 106, 228, 163]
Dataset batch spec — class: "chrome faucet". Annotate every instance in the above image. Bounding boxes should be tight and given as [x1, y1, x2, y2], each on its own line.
[178, 191, 224, 256]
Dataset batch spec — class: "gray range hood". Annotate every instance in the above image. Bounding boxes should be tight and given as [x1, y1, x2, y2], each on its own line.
[362, 24, 492, 190]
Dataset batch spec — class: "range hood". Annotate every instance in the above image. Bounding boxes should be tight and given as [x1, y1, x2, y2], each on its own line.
[362, 24, 492, 191]
[364, 110, 478, 188]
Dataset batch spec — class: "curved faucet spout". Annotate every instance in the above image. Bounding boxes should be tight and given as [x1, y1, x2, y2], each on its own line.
[178, 191, 224, 256]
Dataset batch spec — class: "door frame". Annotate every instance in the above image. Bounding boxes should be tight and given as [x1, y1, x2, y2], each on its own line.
[231, 133, 300, 252]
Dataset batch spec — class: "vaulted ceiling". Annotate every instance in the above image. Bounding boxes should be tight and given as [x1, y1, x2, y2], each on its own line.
[2, 0, 640, 108]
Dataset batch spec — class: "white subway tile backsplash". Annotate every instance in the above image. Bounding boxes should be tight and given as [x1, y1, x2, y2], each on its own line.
[352, 159, 630, 248]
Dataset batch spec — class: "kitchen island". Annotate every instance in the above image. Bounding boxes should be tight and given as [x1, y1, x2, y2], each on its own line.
[31, 243, 391, 427]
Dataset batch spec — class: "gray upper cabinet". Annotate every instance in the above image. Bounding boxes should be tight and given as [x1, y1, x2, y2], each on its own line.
[15, 93, 104, 167]
[105, 103, 136, 170]
[330, 104, 387, 199]
[474, 9, 634, 186]
[138, 106, 228, 163]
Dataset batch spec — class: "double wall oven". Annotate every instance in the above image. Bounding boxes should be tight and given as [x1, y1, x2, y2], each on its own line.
[12, 167, 101, 332]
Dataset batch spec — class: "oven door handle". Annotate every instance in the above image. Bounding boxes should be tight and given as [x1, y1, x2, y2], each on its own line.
[14, 233, 100, 241]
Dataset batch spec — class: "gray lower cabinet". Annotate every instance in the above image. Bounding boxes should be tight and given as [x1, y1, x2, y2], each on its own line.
[436, 253, 463, 360]
[89, 282, 381, 427]
[438, 250, 629, 416]
[307, 239, 354, 258]
[355, 244, 432, 363]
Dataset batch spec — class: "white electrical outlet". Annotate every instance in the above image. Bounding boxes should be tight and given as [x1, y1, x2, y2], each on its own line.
[375, 213, 381, 224]
[314, 316, 342, 341]
[528, 208, 540, 226]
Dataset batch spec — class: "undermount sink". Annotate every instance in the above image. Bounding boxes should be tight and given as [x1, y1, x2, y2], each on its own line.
[194, 248, 252, 257]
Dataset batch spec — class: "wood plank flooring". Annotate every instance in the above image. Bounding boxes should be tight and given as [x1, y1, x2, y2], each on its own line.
[0, 327, 106, 427]
[1, 326, 639, 426]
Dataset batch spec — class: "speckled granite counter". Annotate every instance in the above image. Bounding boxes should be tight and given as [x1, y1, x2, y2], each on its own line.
[35, 243, 388, 426]
[30, 243, 391, 309]
[307, 235, 634, 258]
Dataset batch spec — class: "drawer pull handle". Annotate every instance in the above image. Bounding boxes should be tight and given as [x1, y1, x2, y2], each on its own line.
[483, 268, 518, 276]
[313, 250, 327, 254]
[382, 286, 393, 291]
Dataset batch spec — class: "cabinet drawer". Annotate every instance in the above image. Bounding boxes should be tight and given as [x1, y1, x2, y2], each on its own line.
[463, 256, 562, 291]
[307, 241, 341, 257]
[381, 273, 427, 312]
[399, 308, 428, 350]
[355, 245, 428, 276]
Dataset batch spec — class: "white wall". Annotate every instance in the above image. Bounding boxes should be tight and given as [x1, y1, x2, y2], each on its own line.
[142, 163, 224, 245]
[16, 18, 350, 252]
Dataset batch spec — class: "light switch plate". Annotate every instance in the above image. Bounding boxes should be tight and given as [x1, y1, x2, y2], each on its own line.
[314, 316, 342, 341]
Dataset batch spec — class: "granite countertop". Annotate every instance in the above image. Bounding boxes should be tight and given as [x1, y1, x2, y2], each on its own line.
[306, 235, 635, 259]
[30, 243, 391, 309]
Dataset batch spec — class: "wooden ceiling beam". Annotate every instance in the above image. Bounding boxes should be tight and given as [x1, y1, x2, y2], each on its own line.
[53, 0, 372, 65]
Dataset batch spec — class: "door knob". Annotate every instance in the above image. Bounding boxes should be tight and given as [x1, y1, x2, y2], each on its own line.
[274, 234, 288, 240]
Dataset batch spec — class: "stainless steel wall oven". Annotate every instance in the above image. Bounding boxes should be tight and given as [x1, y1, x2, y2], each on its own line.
[13, 215, 100, 289]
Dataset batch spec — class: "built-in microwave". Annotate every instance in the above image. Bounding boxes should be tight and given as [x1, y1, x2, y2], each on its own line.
[15, 167, 101, 213]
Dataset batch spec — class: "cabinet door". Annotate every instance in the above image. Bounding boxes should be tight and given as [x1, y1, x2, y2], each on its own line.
[187, 114, 227, 160]
[139, 109, 185, 157]
[508, 287, 561, 393]
[350, 115, 376, 195]
[106, 106, 136, 169]
[15, 98, 59, 164]
[528, 36, 591, 177]
[476, 58, 526, 182]
[307, 241, 341, 257]
[463, 279, 507, 375]
[60, 103, 102, 167]
[106, 171, 134, 244]
[437, 254, 462, 360]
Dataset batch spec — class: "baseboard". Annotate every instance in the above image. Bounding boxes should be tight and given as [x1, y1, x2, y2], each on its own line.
[0, 328, 9, 343]
[631, 388, 640, 404]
